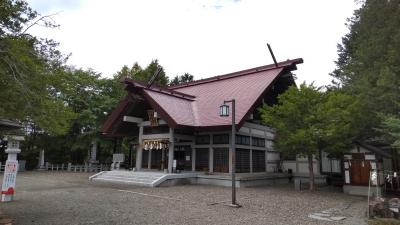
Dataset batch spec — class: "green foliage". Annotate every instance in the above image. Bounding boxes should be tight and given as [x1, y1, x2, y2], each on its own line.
[331, 0, 400, 141]
[0, 0, 74, 135]
[379, 115, 400, 149]
[1, 1, 195, 167]
[0, 0, 37, 36]
[260, 84, 323, 157]
[260, 84, 362, 156]
[260, 83, 362, 189]
[169, 73, 194, 85]
[317, 90, 364, 154]
[114, 60, 169, 86]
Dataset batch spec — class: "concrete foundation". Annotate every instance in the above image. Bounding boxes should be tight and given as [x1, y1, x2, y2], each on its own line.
[343, 185, 382, 196]
[292, 173, 327, 184]
[91, 171, 292, 188]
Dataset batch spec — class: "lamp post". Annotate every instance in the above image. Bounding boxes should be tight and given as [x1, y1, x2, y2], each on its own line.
[219, 99, 240, 207]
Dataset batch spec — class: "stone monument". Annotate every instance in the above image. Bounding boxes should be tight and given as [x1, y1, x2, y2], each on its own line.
[38, 149, 45, 170]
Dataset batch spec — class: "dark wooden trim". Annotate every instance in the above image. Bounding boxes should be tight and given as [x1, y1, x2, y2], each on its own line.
[100, 96, 130, 134]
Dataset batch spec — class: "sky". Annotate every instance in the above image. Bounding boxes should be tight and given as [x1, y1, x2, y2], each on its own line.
[27, 0, 360, 86]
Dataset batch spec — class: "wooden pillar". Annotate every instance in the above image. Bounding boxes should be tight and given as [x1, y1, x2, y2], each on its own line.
[148, 149, 152, 169]
[168, 128, 174, 173]
[136, 126, 143, 171]
[249, 133, 253, 173]
[192, 148, 196, 171]
[209, 147, 214, 173]
[161, 147, 165, 170]
[250, 149, 253, 173]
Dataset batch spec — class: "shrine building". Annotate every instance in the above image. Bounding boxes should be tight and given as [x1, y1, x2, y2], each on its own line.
[96, 58, 309, 187]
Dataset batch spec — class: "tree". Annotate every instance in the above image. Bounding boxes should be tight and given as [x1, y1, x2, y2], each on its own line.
[169, 73, 194, 85]
[259, 84, 361, 190]
[331, 0, 400, 141]
[0, 0, 74, 135]
[22, 68, 121, 167]
[379, 114, 400, 149]
[114, 60, 169, 86]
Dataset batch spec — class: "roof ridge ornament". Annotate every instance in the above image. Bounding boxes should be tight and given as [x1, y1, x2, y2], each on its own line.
[267, 43, 278, 68]
[147, 66, 162, 88]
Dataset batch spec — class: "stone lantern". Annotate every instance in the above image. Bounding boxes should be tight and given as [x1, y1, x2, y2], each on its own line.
[1, 135, 24, 202]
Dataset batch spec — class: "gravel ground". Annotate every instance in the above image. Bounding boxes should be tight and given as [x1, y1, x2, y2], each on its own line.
[0, 171, 368, 225]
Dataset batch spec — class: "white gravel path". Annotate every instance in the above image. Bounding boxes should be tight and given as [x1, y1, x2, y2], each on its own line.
[0, 172, 368, 225]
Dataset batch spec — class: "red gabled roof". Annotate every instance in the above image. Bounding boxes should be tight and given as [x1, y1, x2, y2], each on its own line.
[136, 58, 300, 128]
[104, 58, 303, 132]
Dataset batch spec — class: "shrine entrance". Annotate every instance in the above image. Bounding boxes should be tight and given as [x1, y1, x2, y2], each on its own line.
[143, 139, 169, 171]
[350, 159, 371, 185]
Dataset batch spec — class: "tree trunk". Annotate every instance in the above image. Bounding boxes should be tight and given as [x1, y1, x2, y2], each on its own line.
[308, 154, 315, 191]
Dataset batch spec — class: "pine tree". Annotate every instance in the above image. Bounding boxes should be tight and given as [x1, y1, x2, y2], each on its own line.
[331, 0, 400, 141]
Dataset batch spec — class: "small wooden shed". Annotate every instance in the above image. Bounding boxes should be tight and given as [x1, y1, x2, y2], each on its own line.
[343, 141, 393, 196]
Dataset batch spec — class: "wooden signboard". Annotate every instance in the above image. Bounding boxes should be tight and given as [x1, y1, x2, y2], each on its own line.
[147, 110, 158, 126]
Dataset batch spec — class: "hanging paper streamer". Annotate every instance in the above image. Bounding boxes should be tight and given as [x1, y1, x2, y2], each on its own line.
[143, 139, 169, 150]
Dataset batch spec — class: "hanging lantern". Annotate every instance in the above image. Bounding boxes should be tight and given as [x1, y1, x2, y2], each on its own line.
[219, 103, 229, 117]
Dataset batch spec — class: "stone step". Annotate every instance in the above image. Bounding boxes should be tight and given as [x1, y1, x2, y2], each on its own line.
[104, 172, 164, 178]
[93, 177, 154, 187]
[91, 171, 166, 187]
[100, 175, 156, 180]
[100, 174, 163, 179]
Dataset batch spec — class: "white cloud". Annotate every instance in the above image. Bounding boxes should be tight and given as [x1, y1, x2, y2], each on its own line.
[28, 0, 359, 85]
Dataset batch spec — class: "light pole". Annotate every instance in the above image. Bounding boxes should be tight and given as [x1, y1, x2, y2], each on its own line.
[219, 99, 240, 207]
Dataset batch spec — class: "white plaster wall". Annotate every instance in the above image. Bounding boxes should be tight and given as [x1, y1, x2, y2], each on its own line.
[297, 162, 319, 175]
[267, 163, 278, 172]
[239, 127, 250, 133]
[265, 131, 274, 140]
[282, 161, 319, 175]
[282, 161, 296, 172]
[251, 129, 265, 136]
[267, 152, 280, 161]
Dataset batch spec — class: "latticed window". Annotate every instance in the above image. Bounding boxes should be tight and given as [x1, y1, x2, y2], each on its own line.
[213, 134, 229, 144]
[252, 137, 265, 147]
[252, 150, 266, 172]
[213, 148, 229, 173]
[195, 135, 210, 145]
[236, 148, 250, 173]
[236, 135, 250, 145]
[195, 148, 209, 171]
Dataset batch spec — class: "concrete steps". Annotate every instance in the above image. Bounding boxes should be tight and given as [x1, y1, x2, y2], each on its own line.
[90, 171, 166, 187]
